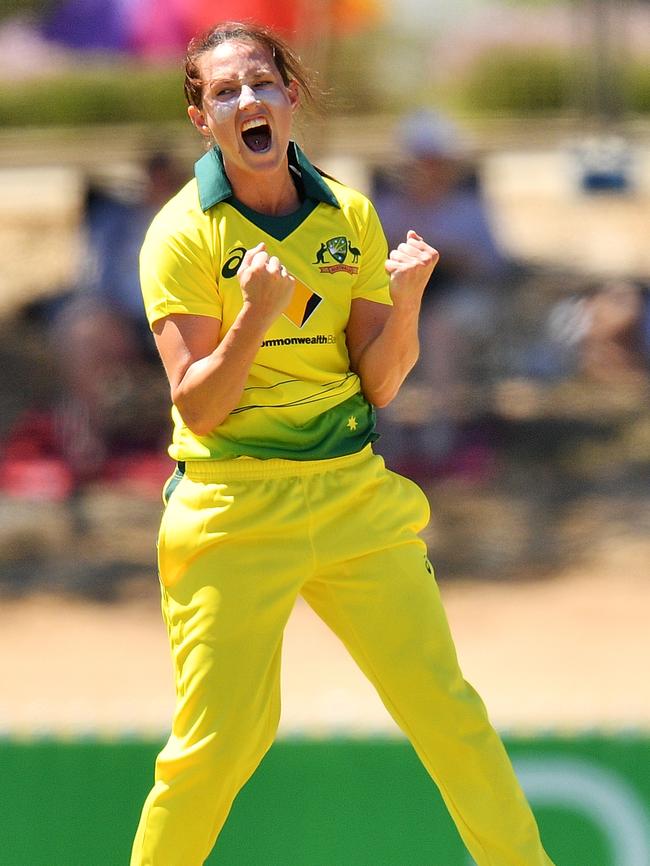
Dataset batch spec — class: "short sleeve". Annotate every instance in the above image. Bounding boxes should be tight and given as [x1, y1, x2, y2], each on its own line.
[140, 209, 222, 329]
[351, 199, 392, 306]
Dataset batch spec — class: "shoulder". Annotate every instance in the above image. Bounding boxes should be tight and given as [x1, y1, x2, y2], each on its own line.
[322, 175, 374, 214]
[319, 176, 382, 240]
[144, 178, 212, 250]
[140, 179, 221, 282]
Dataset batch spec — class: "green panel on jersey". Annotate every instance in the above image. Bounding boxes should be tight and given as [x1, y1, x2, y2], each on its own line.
[142, 144, 392, 464]
[183, 392, 378, 461]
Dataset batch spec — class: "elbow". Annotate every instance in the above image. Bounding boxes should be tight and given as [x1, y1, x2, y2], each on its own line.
[184, 417, 217, 438]
[365, 385, 398, 409]
[371, 394, 395, 410]
[358, 350, 419, 410]
[363, 367, 414, 408]
[358, 372, 399, 409]
[178, 407, 216, 438]
[172, 390, 222, 438]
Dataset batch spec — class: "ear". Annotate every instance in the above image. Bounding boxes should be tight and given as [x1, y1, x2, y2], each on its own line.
[188, 105, 211, 138]
[287, 79, 300, 113]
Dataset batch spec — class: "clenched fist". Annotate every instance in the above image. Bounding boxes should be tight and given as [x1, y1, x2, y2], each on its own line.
[237, 242, 295, 326]
[385, 230, 439, 309]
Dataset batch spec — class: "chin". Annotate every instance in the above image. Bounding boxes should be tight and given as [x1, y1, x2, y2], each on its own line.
[239, 144, 285, 172]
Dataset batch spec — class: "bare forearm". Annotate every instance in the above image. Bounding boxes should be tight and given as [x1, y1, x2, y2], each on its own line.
[173, 304, 269, 435]
[356, 301, 421, 408]
[354, 229, 438, 407]
[156, 246, 295, 437]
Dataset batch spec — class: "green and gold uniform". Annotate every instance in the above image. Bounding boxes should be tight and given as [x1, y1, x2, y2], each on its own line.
[131, 144, 555, 866]
[140, 142, 390, 463]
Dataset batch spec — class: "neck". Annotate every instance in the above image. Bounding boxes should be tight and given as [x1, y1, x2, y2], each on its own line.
[226, 159, 301, 216]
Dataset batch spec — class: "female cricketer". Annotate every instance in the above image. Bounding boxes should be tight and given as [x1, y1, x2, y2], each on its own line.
[130, 20, 555, 866]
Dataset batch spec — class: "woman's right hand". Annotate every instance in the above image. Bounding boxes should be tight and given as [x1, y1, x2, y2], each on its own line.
[237, 242, 295, 326]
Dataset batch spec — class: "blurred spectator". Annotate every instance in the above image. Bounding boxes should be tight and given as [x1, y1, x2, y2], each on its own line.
[48, 153, 187, 488]
[579, 279, 650, 383]
[541, 278, 650, 385]
[372, 110, 510, 482]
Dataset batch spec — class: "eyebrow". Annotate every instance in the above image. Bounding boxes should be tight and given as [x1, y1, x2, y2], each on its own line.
[205, 68, 277, 89]
[205, 78, 236, 89]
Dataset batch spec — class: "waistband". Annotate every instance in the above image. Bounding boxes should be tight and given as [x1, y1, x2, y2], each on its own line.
[182, 444, 375, 482]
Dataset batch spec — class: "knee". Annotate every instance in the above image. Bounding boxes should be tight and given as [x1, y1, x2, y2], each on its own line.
[156, 709, 279, 791]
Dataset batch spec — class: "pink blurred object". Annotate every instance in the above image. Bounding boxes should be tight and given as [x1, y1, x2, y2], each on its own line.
[128, 0, 303, 58]
[0, 409, 77, 500]
[41, 0, 381, 58]
[0, 456, 75, 502]
[101, 451, 174, 497]
[0, 409, 173, 500]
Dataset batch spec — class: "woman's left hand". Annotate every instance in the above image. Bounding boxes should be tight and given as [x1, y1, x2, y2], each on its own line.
[385, 230, 439, 309]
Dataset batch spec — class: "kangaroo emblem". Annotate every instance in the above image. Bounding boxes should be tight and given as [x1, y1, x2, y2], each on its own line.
[347, 240, 361, 263]
[314, 242, 328, 265]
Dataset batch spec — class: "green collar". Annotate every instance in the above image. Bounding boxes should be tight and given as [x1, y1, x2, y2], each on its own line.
[194, 141, 340, 212]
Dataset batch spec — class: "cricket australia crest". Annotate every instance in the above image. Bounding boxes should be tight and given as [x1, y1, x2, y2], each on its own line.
[313, 236, 360, 274]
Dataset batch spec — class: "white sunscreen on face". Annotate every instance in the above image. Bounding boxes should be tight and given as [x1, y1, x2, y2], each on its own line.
[205, 83, 289, 125]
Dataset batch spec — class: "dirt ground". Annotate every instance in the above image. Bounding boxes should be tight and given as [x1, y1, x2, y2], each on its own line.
[2, 529, 648, 738]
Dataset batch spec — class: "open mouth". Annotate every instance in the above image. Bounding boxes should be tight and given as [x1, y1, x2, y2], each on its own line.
[241, 117, 272, 153]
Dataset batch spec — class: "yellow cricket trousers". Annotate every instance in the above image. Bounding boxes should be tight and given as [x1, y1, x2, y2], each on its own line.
[131, 446, 554, 866]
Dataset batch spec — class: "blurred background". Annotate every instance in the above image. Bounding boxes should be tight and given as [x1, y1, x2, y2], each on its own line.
[0, 1, 649, 864]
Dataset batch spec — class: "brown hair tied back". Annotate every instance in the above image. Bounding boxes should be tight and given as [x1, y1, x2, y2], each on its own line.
[183, 21, 317, 110]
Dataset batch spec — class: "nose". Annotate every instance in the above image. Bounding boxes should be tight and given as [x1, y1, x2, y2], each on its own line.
[239, 84, 259, 108]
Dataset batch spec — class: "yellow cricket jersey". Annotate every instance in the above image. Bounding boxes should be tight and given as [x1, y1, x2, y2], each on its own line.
[140, 142, 392, 462]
